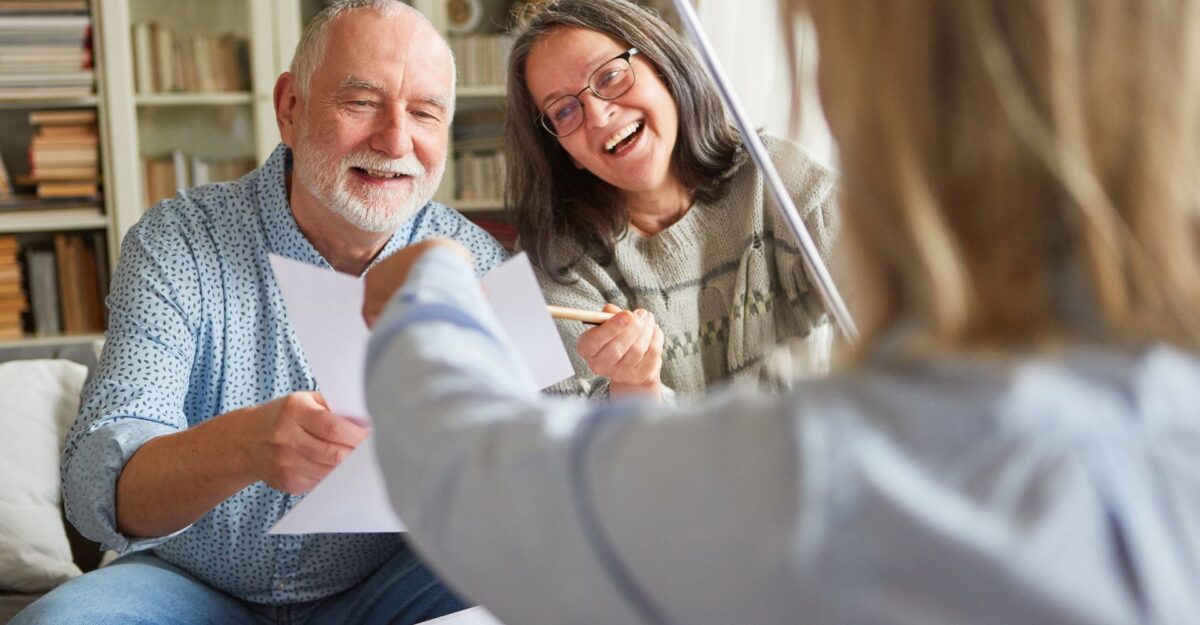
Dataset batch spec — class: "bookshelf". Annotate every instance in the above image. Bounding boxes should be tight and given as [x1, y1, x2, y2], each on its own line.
[100, 0, 301, 243]
[404, 0, 513, 253]
[410, 0, 510, 218]
[0, 1, 112, 344]
[0, 0, 300, 351]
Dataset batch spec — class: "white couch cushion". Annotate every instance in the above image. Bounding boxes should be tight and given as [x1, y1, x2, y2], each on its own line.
[0, 359, 87, 593]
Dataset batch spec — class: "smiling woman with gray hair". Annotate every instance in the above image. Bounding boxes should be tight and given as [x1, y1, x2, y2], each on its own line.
[361, 0, 1200, 623]
[504, 0, 842, 403]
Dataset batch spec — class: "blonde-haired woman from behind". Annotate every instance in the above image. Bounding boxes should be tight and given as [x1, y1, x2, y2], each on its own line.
[360, 1, 1200, 623]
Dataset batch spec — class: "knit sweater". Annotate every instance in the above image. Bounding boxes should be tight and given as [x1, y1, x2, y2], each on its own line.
[539, 136, 840, 400]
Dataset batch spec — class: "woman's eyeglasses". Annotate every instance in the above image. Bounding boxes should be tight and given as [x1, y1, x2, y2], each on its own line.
[538, 48, 640, 138]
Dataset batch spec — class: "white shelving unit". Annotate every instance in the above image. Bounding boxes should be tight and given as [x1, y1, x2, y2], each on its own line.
[457, 84, 507, 99]
[0, 1, 117, 347]
[99, 0, 301, 243]
[0, 209, 108, 233]
[134, 92, 255, 106]
[0, 96, 100, 109]
[454, 197, 505, 213]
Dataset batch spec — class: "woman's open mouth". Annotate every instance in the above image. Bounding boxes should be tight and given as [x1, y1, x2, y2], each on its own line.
[605, 120, 644, 155]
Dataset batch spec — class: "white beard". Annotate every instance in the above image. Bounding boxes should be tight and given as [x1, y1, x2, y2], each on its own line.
[293, 127, 444, 233]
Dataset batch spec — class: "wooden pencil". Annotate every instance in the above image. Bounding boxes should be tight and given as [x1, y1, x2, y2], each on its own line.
[546, 304, 616, 325]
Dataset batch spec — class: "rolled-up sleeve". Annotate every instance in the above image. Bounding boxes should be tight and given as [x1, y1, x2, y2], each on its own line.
[61, 217, 200, 553]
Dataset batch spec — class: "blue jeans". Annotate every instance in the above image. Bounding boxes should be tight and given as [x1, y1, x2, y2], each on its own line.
[12, 547, 466, 625]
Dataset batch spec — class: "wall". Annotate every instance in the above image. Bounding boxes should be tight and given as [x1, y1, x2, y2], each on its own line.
[696, 0, 834, 167]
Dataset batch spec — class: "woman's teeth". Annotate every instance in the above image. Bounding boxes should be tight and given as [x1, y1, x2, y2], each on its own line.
[605, 121, 643, 153]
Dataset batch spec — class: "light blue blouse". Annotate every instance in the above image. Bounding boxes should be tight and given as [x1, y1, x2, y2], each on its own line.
[367, 247, 1200, 625]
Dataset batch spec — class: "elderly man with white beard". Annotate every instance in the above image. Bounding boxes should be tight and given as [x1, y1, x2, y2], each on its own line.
[11, 2, 505, 625]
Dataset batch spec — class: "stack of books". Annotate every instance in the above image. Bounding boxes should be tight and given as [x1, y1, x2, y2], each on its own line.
[27, 108, 99, 198]
[50, 231, 105, 334]
[454, 148, 507, 202]
[130, 22, 249, 94]
[23, 231, 107, 337]
[0, 235, 27, 339]
[0, 6, 92, 100]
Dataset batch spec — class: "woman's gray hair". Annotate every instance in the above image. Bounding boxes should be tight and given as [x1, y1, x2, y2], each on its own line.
[290, 0, 455, 101]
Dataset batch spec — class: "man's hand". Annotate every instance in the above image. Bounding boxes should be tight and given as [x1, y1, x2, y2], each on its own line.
[116, 391, 368, 537]
[577, 304, 665, 399]
[240, 392, 369, 494]
[363, 237, 474, 328]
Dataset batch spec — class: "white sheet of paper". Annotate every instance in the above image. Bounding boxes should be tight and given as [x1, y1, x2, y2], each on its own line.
[269, 252, 573, 535]
[479, 252, 575, 390]
[417, 607, 505, 625]
[269, 436, 405, 533]
[269, 254, 370, 422]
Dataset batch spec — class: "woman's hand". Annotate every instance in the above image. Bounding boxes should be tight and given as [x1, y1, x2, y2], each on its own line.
[576, 304, 665, 399]
[362, 237, 474, 328]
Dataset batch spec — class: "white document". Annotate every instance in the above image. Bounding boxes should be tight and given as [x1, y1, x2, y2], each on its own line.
[479, 252, 575, 389]
[268, 436, 404, 533]
[268, 252, 573, 535]
[269, 255, 371, 422]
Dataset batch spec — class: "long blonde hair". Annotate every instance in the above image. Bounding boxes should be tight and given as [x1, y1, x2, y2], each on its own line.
[786, 0, 1200, 352]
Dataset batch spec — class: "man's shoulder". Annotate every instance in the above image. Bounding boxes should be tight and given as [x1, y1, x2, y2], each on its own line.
[132, 177, 254, 238]
[410, 202, 508, 271]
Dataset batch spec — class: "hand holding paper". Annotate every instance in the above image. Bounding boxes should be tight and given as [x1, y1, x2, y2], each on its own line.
[267, 251, 573, 535]
[246, 391, 368, 495]
[361, 237, 477, 328]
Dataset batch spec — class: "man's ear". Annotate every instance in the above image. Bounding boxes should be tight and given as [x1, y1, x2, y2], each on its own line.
[274, 72, 300, 147]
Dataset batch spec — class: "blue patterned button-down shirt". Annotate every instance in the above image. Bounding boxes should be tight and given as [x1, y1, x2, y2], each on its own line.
[61, 143, 507, 604]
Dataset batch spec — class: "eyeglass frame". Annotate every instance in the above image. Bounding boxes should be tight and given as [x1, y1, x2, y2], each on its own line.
[536, 47, 641, 138]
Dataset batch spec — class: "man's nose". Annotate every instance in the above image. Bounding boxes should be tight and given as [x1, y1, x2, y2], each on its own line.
[371, 106, 414, 158]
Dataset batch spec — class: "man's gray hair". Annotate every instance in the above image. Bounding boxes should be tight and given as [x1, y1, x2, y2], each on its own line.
[290, 0, 456, 103]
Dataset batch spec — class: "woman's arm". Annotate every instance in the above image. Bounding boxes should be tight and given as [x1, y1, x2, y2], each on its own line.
[364, 246, 800, 625]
